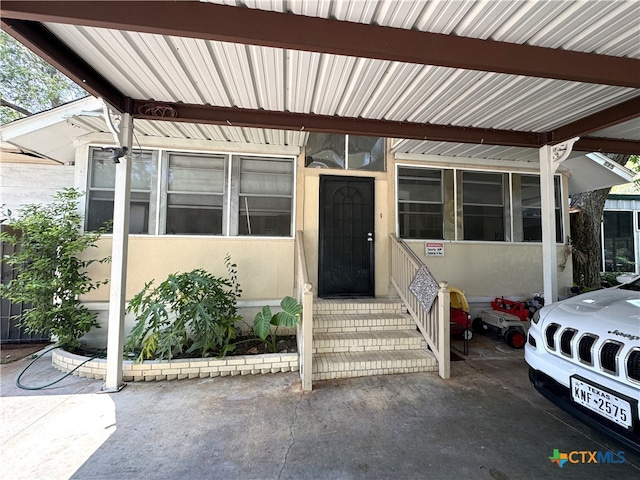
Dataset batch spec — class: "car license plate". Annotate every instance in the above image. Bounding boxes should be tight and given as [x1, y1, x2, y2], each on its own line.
[570, 377, 633, 429]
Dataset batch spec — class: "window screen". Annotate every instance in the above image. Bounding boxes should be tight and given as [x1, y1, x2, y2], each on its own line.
[462, 172, 505, 241]
[398, 167, 443, 239]
[86, 148, 155, 234]
[238, 157, 294, 236]
[166, 154, 225, 235]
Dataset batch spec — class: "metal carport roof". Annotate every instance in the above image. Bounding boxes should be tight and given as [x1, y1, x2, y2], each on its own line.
[1, 0, 638, 156]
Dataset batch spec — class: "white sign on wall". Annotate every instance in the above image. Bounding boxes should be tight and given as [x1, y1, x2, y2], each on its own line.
[425, 242, 445, 256]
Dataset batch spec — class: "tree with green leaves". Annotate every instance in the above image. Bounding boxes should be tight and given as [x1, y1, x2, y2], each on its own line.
[0, 31, 86, 124]
[0, 189, 110, 347]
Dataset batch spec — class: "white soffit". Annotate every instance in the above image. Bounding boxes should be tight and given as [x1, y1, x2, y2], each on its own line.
[0, 96, 102, 141]
[1, 122, 88, 165]
[0, 97, 103, 164]
[0, 142, 60, 165]
[564, 152, 637, 195]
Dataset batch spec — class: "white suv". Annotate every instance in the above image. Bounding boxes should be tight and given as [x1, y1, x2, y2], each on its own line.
[525, 274, 640, 452]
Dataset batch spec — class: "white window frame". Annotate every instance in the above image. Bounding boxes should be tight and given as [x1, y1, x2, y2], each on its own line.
[396, 165, 445, 240]
[85, 146, 158, 234]
[395, 162, 564, 244]
[306, 134, 385, 171]
[86, 146, 296, 239]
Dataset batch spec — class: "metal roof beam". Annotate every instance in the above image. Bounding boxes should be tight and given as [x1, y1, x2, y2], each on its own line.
[2, 1, 639, 89]
[1, 18, 130, 113]
[574, 137, 640, 156]
[133, 101, 640, 155]
[549, 96, 640, 145]
[131, 101, 535, 148]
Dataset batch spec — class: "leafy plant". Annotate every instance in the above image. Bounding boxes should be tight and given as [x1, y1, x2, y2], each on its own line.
[600, 271, 625, 288]
[253, 296, 302, 353]
[0, 188, 110, 347]
[125, 265, 242, 362]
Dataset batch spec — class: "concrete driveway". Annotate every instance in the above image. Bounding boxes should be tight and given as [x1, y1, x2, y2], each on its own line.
[1, 337, 639, 480]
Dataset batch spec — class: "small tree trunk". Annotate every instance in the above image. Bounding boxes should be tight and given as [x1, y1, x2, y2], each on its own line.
[570, 189, 609, 289]
[569, 153, 629, 289]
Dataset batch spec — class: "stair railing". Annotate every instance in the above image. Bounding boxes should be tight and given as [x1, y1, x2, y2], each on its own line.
[295, 230, 313, 391]
[390, 234, 450, 379]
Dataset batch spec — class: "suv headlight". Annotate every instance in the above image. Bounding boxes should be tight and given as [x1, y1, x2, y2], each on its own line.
[532, 309, 541, 325]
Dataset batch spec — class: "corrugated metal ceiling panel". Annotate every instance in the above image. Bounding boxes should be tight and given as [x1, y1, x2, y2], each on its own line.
[205, 0, 640, 58]
[69, 115, 307, 147]
[391, 139, 540, 163]
[590, 119, 640, 140]
[46, 24, 637, 134]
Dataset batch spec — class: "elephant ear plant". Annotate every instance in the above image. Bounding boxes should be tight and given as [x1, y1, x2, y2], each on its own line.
[0, 188, 110, 348]
[253, 296, 302, 353]
[125, 257, 242, 362]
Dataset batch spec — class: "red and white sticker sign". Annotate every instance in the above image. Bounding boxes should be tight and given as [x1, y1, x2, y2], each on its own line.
[425, 242, 444, 256]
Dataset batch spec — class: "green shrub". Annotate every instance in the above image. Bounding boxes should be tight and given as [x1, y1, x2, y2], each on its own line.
[0, 188, 110, 347]
[125, 259, 242, 362]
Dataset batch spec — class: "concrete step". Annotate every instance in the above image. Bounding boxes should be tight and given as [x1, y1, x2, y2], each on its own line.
[312, 350, 437, 381]
[312, 330, 425, 354]
[313, 297, 406, 316]
[313, 313, 415, 333]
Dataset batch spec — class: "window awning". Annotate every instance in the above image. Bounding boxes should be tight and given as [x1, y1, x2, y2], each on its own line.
[562, 152, 636, 195]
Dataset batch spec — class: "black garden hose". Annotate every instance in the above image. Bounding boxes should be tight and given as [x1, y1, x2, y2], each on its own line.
[16, 345, 105, 390]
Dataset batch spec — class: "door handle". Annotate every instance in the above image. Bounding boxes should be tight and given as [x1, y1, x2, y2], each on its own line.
[367, 232, 373, 242]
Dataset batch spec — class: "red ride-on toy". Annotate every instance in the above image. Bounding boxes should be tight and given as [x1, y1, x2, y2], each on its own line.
[472, 297, 530, 349]
[450, 287, 473, 340]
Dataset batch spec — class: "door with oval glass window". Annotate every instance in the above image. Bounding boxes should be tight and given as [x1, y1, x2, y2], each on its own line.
[318, 176, 374, 297]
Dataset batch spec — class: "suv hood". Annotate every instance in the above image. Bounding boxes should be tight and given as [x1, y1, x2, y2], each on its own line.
[540, 288, 640, 333]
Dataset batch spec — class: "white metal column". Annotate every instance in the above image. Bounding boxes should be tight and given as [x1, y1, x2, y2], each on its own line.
[104, 112, 133, 392]
[539, 139, 578, 305]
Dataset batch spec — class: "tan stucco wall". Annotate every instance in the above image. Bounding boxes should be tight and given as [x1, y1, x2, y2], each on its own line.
[78, 142, 574, 306]
[403, 241, 573, 298]
[82, 237, 295, 302]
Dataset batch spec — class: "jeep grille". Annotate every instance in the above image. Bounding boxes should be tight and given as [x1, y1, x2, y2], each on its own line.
[546, 327, 636, 384]
[560, 329, 576, 357]
[600, 341, 622, 375]
[545, 323, 560, 350]
[627, 349, 640, 383]
[577, 334, 597, 366]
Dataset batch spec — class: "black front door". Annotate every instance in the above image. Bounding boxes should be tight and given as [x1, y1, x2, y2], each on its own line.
[318, 176, 374, 297]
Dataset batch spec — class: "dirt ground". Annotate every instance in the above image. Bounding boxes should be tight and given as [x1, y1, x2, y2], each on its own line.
[0, 342, 52, 365]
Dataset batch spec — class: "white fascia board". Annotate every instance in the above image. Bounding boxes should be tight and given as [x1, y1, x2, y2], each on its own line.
[0, 97, 102, 141]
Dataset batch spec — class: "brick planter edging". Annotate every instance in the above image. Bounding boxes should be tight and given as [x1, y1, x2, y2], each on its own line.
[52, 349, 299, 381]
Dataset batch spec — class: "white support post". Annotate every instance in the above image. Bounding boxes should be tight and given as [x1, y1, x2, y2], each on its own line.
[103, 112, 133, 392]
[301, 283, 313, 392]
[539, 138, 578, 305]
[437, 281, 450, 380]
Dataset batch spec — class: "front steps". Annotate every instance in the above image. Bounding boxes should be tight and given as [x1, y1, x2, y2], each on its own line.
[311, 298, 438, 381]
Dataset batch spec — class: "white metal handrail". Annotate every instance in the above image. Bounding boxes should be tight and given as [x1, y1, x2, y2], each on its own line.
[390, 234, 450, 379]
[295, 230, 313, 391]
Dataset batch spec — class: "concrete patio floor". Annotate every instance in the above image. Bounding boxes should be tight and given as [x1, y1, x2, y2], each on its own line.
[1, 336, 639, 480]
